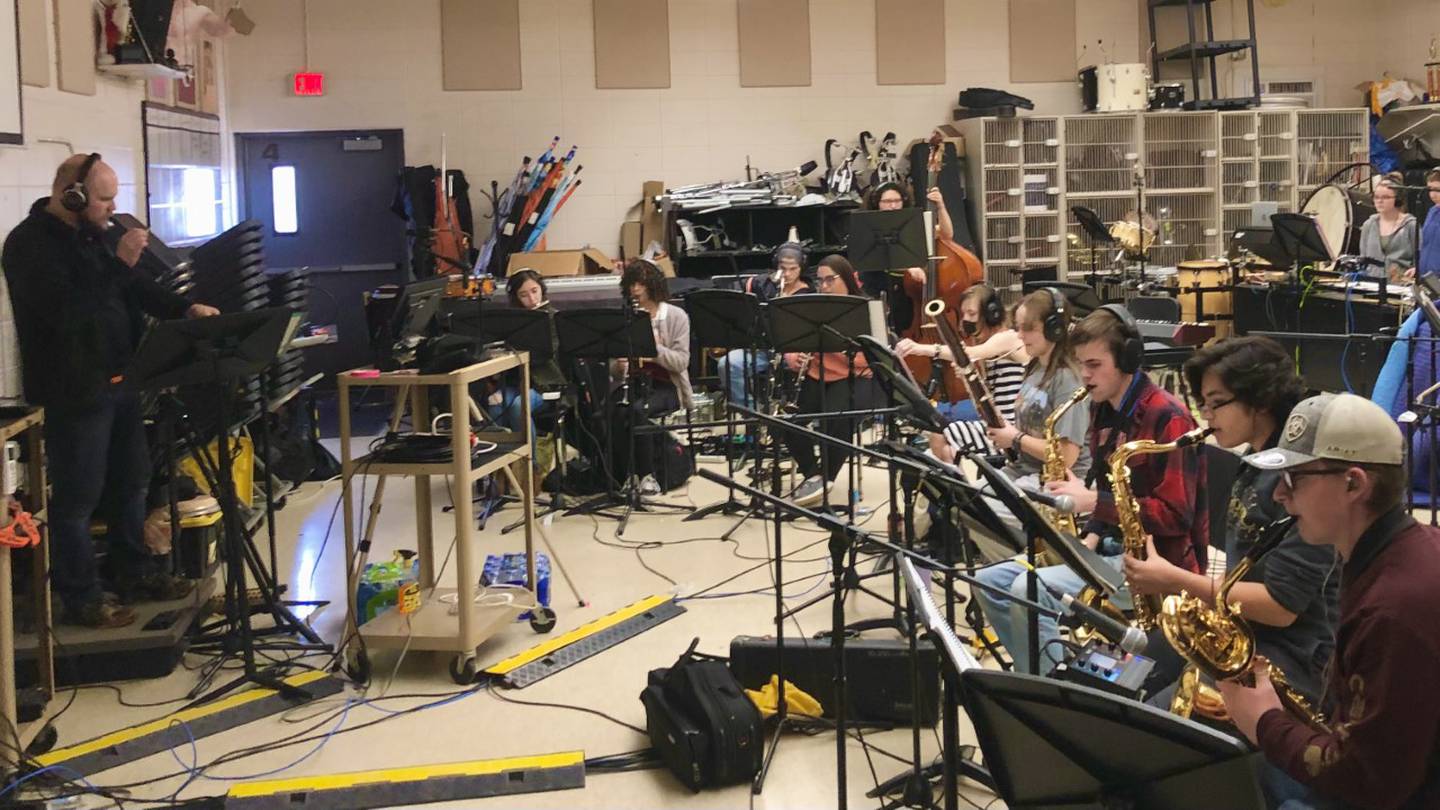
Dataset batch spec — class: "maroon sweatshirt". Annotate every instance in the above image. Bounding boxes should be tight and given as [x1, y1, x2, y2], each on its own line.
[1255, 509, 1440, 810]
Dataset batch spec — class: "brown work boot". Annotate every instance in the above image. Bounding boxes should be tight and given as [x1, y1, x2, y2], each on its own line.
[64, 600, 138, 629]
[120, 573, 197, 604]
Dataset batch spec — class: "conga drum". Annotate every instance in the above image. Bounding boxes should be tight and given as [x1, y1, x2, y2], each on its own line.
[1175, 259, 1233, 338]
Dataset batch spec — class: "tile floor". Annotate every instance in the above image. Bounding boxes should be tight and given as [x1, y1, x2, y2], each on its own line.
[33, 442, 1005, 809]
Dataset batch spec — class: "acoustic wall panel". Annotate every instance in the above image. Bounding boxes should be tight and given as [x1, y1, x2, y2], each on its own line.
[441, 0, 522, 91]
[738, 0, 810, 88]
[53, 0, 94, 96]
[1009, 0, 1076, 83]
[594, 0, 670, 89]
[875, 0, 944, 86]
[18, 0, 48, 88]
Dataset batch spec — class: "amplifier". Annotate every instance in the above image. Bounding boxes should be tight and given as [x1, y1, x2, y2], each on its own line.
[728, 635, 940, 726]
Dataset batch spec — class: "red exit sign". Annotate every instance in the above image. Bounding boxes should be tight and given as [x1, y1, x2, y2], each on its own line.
[292, 72, 325, 96]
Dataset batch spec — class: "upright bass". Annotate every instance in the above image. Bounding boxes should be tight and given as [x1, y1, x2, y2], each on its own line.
[901, 131, 985, 403]
[431, 135, 471, 294]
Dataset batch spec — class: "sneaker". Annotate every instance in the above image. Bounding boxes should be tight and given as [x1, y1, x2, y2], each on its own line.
[639, 474, 662, 496]
[64, 600, 138, 629]
[791, 475, 826, 507]
[121, 573, 197, 604]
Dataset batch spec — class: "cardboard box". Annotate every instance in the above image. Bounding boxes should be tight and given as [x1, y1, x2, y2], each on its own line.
[639, 180, 666, 253]
[620, 221, 643, 261]
[507, 248, 613, 278]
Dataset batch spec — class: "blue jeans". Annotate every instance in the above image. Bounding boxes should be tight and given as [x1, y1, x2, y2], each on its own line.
[46, 389, 157, 609]
[1261, 761, 1353, 810]
[973, 551, 1124, 675]
[487, 386, 546, 440]
[936, 399, 976, 423]
[717, 349, 771, 411]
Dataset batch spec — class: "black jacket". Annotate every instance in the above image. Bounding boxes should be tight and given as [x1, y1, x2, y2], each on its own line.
[1, 199, 191, 410]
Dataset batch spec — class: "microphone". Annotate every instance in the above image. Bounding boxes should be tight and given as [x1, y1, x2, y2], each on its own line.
[1059, 592, 1148, 655]
[1019, 486, 1076, 515]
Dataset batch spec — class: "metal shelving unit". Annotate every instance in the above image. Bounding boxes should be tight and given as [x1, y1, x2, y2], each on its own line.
[1147, 0, 1261, 110]
[963, 107, 1368, 289]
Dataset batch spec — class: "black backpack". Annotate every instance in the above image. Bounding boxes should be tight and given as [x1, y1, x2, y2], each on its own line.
[640, 639, 762, 791]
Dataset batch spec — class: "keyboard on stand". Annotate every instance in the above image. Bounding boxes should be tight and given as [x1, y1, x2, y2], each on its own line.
[1136, 320, 1216, 347]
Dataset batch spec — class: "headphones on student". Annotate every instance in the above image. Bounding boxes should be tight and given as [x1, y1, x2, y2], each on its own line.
[1040, 286, 1068, 344]
[772, 241, 806, 270]
[1099, 303, 1144, 374]
[976, 284, 1005, 328]
[60, 153, 102, 213]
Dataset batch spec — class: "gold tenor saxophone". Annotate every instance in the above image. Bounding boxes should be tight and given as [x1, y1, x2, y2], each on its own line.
[1108, 425, 1213, 631]
[1161, 516, 1329, 730]
[1042, 387, 1089, 538]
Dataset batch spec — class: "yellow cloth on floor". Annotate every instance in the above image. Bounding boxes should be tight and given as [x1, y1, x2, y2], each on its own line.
[744, 675, 823, 719]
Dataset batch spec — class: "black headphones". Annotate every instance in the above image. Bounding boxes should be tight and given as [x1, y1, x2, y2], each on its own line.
[1099, 303, 1144, 374]
[1040, 286, 1068, 344]
[60, 153, 102, 213]
[976, 284, 1005, 328]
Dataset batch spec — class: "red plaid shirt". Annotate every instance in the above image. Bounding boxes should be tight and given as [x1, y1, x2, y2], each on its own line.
[1082, 373, 1207, 573]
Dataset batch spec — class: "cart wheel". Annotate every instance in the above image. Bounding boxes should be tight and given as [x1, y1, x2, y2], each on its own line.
[450, 655, 478, 685]
[345, 648, 371, 685]
[25, 723, 56, 757]
[529, 607, 557, 634]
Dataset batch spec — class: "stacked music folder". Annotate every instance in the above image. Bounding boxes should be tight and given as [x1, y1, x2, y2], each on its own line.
[189, 221, 270, 415]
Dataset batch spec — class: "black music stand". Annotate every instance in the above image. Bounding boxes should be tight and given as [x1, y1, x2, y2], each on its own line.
[970, 453, 1123, 674]
[1272, 212, 1335, 266]
[960, 669, 1264, 809]
[767, 294, 874, 514]
[131, 308, 319, 707]
[848, 209, 931, 272]
[452, 303, 575, 528]
[685, 289, 768, 522]
[555, 307, 665, 535]
[1072, 205, 1117, 284]
[855, 335, 947, 434]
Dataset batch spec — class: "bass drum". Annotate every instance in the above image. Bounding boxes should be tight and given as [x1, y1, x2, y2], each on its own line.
[1175, 259, 1233, 338]
[1301, 184, 1376, 261]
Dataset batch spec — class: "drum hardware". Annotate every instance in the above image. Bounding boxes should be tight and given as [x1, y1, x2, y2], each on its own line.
[1149, 82, 1185, 110]
[1078, 63, 1150, 113]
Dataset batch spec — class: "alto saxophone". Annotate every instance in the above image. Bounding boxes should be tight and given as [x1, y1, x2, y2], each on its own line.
[1161, 516, 1329, 730]
[1108, 425, 1213, 631]
[1042, 386, 1089, 539]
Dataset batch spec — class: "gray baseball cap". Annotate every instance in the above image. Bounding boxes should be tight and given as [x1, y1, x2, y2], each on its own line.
[1246, 392, 1403, 471]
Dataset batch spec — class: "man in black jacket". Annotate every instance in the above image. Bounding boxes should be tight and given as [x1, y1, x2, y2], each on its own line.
[1, 153, 218, 628]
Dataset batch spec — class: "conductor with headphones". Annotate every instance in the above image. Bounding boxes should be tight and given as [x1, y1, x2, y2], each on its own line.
[1, 153, 219, 629]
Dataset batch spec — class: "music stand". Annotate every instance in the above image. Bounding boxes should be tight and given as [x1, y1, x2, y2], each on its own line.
[1072, 205, 1117, 282]
[1271, 213, 1335, 266]
[855, 335, 947, 433]
[1023, 280, 1104, 318]
[959, 669, 1264, 809]
[970, 452, 1123, 674]
[847, 209, 931, 272]
[555, 308, 664, 535]
[685, 289, 768, 522]
[131, 308, 317, 707]
[767, 294, 874, 513]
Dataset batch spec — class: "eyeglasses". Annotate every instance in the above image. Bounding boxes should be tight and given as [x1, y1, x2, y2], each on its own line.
[1280, 468, 1346, 490]
[816, 274, 840, 286]
[1199, 396, 1236, 415]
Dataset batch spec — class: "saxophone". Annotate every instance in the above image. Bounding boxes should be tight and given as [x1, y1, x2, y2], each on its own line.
[1161, 516, 1329, 730]
[1108, 425, 1213, 631]
[1042, 386, 1089, 538]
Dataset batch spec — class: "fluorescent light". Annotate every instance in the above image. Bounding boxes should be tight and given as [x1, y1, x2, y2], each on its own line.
[272, 165, 298, 234]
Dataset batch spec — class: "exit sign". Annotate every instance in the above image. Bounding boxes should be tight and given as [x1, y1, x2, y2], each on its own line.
[292, 72, 325, 96]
